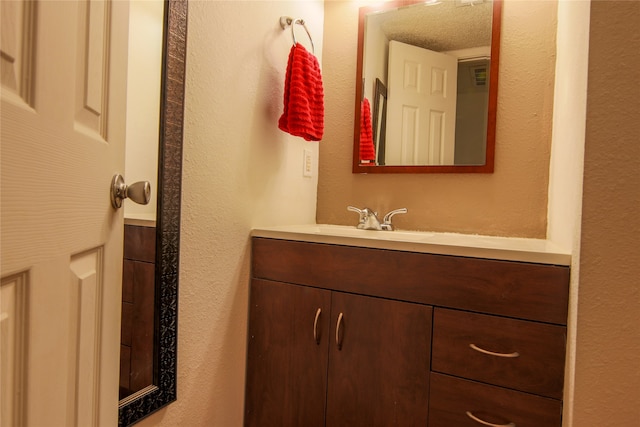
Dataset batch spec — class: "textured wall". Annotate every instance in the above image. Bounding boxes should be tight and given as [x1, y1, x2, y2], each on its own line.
[136, 2, 324, 426]
[317, 0, 557, 238]
[573, 1, 640, 425]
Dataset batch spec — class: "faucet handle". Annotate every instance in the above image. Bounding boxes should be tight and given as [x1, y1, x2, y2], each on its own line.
[382, 208, 408, 230]
[348, 206, 380, 229]
[348, 206, 377, 214]
[347, 206, 363, 215]
[347, 206, 378, 217]
[347, 206, 366, 224]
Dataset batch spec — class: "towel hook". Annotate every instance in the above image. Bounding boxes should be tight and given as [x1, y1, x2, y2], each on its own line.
[279, 16, 315, 54]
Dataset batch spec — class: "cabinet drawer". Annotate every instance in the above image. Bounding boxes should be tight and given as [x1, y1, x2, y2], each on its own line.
[429, 373, 562, 427]
[432, 308, 566, 399]
[252, 238, 570, 324]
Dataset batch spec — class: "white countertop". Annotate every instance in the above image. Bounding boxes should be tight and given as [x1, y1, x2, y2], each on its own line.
[251, 224, 571, 266]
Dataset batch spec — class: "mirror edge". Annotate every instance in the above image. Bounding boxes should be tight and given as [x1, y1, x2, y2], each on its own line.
[352, 0, 502, 174]
[118, 0, 187, 425]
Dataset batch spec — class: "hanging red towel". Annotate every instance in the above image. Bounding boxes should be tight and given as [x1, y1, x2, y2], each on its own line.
[359, 98, 376, 163]
[278, 44, 324, 141]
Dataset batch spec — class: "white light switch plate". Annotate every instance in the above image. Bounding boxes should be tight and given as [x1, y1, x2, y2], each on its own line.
[303, 148, 313, 177]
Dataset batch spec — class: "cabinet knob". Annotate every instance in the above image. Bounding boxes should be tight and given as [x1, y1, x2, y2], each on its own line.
[469, 343, 520, 358]
[335, 312, 344, 350]
[466, 411, 515, 427]
[313, 308, 322, 345]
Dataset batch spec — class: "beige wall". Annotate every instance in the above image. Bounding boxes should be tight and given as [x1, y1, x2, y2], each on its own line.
[137, 1, 324, 426]
[317, 0, 558, 238]
[572, 1, 640, 425]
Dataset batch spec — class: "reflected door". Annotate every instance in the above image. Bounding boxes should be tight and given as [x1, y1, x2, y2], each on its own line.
[1, 1, 129, 425]
[386, 41, 458, 165]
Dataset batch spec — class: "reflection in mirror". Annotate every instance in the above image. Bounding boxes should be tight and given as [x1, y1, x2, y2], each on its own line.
[372, 78, 388, 165]
[118, 0, 187, 425]
[120, 0, 163, 401]
[352, 0, 502, 173]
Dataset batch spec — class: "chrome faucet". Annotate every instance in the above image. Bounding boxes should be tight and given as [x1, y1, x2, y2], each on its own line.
[381, 208, 408, 230]
[347, 206, 407, 231]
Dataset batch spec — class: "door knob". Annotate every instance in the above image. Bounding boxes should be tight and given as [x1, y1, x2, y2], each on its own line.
[110, 173, 151, 209]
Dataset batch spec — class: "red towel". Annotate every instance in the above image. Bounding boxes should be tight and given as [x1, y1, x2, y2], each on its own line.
[359, 98, 376, 163]
[278, 44, 324, 141]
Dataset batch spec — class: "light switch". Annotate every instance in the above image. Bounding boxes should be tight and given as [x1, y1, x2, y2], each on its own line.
[303, 148, 313, 177]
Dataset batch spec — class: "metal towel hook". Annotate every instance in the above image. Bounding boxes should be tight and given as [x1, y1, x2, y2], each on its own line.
[279, 16, 315, 54]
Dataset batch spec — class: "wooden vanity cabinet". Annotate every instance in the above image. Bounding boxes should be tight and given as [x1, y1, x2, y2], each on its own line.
[245, 278, 432, 427]
[246, 237, 570, 427]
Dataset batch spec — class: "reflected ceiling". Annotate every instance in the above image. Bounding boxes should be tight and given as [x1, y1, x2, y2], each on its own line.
[370, 0, 492, 51]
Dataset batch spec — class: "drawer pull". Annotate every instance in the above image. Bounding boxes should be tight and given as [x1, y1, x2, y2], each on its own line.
[336, 312, 344, 350]
[466, 411, 515, 427]
[313, 308, 322, 344]
[469, 343, 520, 358]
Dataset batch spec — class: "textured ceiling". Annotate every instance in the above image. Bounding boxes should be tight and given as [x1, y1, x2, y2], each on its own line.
[368, 0, 493, 52]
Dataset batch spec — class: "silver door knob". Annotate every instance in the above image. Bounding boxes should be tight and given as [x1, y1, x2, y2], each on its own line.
[110, 173, 151, 209]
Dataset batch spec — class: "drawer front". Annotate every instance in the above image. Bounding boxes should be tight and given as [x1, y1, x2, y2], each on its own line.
[432, 308, 566, 399]
[252, 238, 570, 324]
[429, 373, 562, 427]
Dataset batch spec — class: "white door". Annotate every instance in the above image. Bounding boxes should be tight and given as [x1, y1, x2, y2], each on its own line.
[1, 1, 129, 426]
[386, 40, 458, 165]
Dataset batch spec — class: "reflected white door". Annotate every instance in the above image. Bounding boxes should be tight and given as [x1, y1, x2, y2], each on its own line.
[386, 40, 458, 165]
[1, 1, 129, 426]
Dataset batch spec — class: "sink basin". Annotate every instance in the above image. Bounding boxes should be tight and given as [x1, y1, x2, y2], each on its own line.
[301, 224, 435, 242]
[251, 224, 571, 265]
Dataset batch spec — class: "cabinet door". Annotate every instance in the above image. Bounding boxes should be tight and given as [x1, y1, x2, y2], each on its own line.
[244, 279, 331, 427]
[326, 294, 432, 427]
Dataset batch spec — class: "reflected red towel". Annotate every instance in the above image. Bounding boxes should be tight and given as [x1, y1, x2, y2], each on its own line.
[278, 44, 324, 141]
[359, 98, 376, 163]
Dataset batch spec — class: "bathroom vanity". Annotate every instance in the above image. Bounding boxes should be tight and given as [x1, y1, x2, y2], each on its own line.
[244, 225, 570, 427]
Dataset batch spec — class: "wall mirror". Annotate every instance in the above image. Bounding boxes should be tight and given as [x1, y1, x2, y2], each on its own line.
[352, 0, 502, 173]
[118, 0, 187, 425]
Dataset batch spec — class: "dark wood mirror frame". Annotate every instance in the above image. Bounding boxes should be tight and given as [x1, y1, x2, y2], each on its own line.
[118, 0, 187, 425]
[352, 0, 502, 174]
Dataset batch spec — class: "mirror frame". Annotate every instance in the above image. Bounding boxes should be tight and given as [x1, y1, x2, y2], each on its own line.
[352, 0, 502, 174]
[118, 0, 187, 425]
